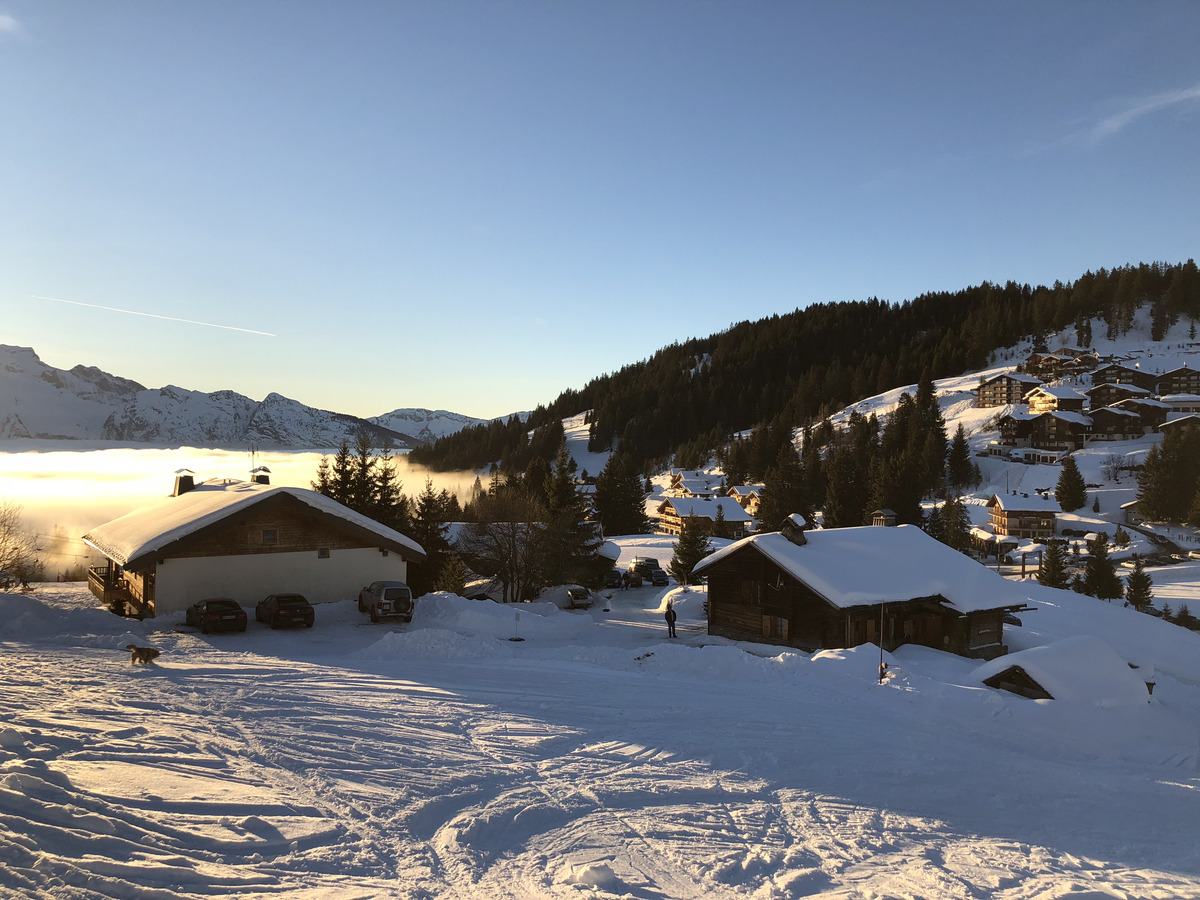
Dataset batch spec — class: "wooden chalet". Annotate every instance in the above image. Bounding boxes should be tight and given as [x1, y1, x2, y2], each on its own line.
[985, 493, 1059, 539]
[83, 475, 425, 618]
[692, 518, 1030, 660]
[1156, 366, 1200, 396]
[1091, 363, 1157, 392]
[1160, 413, 1200, 436]
[726, 484, 766, 516]
[1024, 385, 1087, 415]
[1029, 410, 1090, 451]
[1085, 381, 1150, 411]
[1087, 406, 1143, 441]
[976, 372, 1043, 408]
[1021, 352, 1068, 379]
[998, 408, 1039, 446]
[654, 496, 753, 538]
[1113, 397, 1170, 431]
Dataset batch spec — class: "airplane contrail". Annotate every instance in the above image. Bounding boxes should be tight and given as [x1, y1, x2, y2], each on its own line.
[32, 295, 277, 336]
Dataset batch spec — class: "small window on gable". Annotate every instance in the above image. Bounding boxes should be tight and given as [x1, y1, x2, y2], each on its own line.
[262, 529, 278, 545]
[317, 547, 330, 559]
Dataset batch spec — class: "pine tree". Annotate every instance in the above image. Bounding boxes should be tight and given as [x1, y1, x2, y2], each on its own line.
[408, 479, 453, 596]
[372, 451, 410, 533]
[668, 514, 711, 586]
[925, 502, 944, 543]
[1092, 495, 1101, 514]
[946, 424, 973, 492]
[1124, 556, 1154, 610]
[939, 494, 971, 553]
[1113, 525, 1130, 548]
[710, 504, 736, 540]
[594, 453, 649, 536]
[350, 430, 378, 514]
[1082, 533, 1123, 600]
[434, 552, 469, 596]
[757, 442, 809, 529]
[329, 440, 353, 507]
[1055, 456, 1088, 512]
[542, 440, 605, 587]
[1037, 540, 1070, 589]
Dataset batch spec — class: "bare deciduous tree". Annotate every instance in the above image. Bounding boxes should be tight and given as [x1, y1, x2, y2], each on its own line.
[1101, 453, 1124, 484]
[0, 501, 40, 587]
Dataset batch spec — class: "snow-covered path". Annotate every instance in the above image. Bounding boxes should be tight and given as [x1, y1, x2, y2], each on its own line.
[2, 580, 1200, 899]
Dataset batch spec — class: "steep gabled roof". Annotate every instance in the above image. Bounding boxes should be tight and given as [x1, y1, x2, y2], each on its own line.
[692, 524, 1030, 613]
[1025, 385, 1086, 401]
[1085, 382, 1150, 397]
[986, 493, 1061, 513]
[83, 479, 425, 570]
[657, 496, 753, 523]
[980, 371, 1042, 386]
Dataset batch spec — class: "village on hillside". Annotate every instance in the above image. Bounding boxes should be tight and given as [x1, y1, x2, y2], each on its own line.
[3, 319, 1200, 898]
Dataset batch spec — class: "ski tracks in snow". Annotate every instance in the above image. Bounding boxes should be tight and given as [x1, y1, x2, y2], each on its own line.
[2, 640, 1200, 899]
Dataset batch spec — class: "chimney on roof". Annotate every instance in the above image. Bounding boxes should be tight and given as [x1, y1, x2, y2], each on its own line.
[250, 465, 271, 486]
[781, 513, 807, 546]
[173, 469, 195, 497]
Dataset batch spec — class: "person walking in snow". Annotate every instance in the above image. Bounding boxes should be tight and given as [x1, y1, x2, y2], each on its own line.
[665, 599, 677, 638]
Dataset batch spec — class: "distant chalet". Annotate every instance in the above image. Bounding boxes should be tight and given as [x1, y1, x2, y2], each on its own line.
[83, 474, 425, 618]
[977, 372, 1043, 408]
[693, 520, 1030, 660]
[986, 493, 1059, 540]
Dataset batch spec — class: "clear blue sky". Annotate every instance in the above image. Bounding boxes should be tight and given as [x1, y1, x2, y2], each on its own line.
[3, 2, 1198, 420]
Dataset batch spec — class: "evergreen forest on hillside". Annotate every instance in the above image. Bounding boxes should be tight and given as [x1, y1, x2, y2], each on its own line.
[410, 261, 1200, 477]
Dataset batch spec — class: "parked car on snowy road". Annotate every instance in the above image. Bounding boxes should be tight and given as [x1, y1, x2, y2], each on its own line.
[358, 581, 415, 623]
[186, 598, 248, 634]
[256, 593, 315, 629]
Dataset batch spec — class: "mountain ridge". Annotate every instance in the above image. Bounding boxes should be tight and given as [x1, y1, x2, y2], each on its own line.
[0, 345, 489, 450]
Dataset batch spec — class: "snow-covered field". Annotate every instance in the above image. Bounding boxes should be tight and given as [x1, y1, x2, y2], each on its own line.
[3, 539, 1200, 899]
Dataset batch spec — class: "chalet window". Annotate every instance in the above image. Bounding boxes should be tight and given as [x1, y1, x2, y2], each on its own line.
[262, 529, 278, 545]
[317, 547, 330, 559]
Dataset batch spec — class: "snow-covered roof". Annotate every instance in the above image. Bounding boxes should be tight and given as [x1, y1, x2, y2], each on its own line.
[1162, 413, 1200, 429]
[692, 524, 1031, 613]
[1158, 393, 1200, 404]
[1048, 410, 1092, 426]
[727, 484, 766, 497]
[1091, 406, 1140, 419]
[657, 496, 753, 522]
[671, 477, 716, 495]
[999, 408, 1039, 422]
[974, 636, 1150, 707]
[1086, 382, 1150, 396]
[1118, 397, 1171, 409]
[83, 479, 425, 569]
[981, 371, 1042, 385]
[1026, 385, 1086, 401]
[988, 493, 1060, 513]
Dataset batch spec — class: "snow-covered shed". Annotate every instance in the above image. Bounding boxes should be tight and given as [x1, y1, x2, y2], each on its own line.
[692, 523, 1031, 659]
[83, 478, 425, 617]
[975, 636, 1152, 705]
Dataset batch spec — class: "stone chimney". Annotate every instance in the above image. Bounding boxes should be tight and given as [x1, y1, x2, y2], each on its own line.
[780, 513, 807, 546]
[250, 465, 271, 486]
[173, 469, 195, 497]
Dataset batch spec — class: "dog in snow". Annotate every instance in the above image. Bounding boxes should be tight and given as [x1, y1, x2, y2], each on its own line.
[126, 644, 160, 665]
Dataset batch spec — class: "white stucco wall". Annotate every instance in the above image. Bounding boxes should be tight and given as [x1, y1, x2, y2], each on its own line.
[153, 548, 409, 616]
